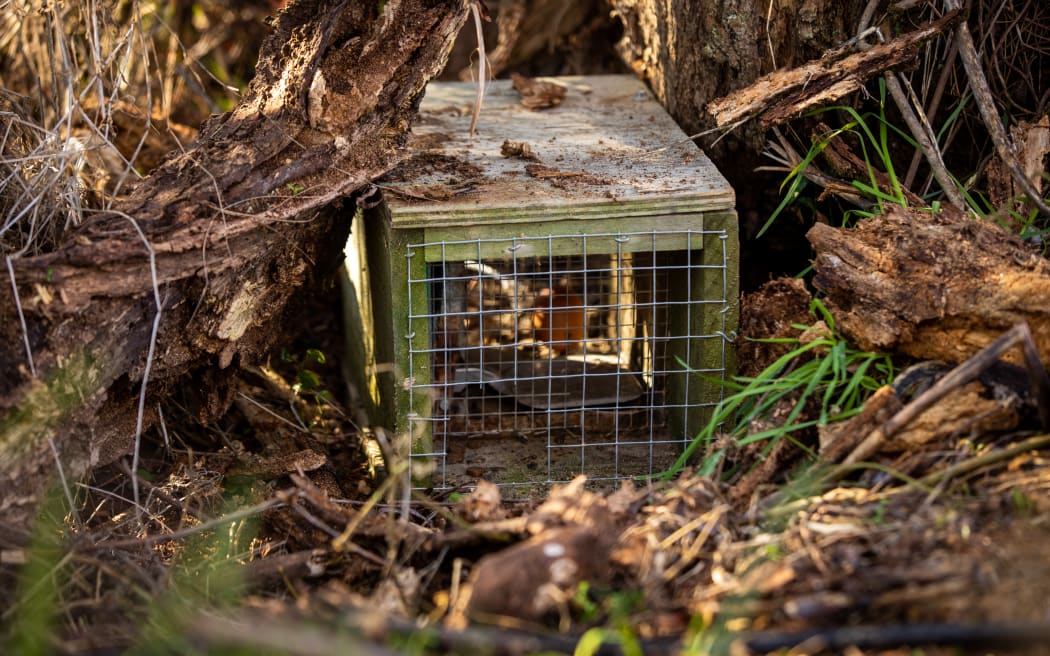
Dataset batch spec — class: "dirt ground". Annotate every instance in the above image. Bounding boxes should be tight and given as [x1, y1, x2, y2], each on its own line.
[3, 278, 1049, 655]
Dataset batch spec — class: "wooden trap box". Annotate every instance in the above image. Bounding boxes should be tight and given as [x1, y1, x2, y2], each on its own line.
[343, 75, 737, 494]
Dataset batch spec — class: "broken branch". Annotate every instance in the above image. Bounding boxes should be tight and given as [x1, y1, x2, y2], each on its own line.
[706, 10, 961, 128]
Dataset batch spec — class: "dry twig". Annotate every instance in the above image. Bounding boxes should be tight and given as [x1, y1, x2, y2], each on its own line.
[854, 3, 967, 210]
[943, 0, 1050, 218]
[837, 322, 1050, 472]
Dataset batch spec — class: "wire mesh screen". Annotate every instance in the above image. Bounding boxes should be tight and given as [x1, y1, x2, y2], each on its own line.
[403, 229, 732, 492]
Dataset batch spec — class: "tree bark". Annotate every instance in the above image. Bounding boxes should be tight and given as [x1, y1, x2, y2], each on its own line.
[608, 0, 868, 252]
[0, 0, 470, 538]
[808, 205, 1050, 364]
[707, 10, 960, 128]
[609, 0, 867, 152]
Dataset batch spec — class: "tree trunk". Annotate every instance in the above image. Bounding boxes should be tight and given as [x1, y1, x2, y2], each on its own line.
[442, 0, 605, 79]
[610, 0, 867, 150]
[608, 0, 868, 260]
[0, 0, 470, 539]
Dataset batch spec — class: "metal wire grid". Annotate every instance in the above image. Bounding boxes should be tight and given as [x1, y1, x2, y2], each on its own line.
[403, 229, 732, 491]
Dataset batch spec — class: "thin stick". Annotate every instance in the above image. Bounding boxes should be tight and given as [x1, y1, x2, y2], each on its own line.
[330, 455, 401, 552]
[921, 433, 1050, 487]
[156, 402, 171, 452]
[468, 2, 487, 138]
[765, 0, 777, 70]
[853, 13, 967, 210]
[944, 0, 1050, 217]
[113, 211, 163, 517]
[904, 36, 959, 188]
[91, 496, 284, 550]
[883, 72, 967, 210]
[5, 255, 35, 377]
[47, 433, 80, 527]
[236, 391, 310, 434]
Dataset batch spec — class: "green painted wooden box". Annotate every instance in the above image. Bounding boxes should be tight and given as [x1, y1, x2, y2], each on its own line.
[343, 75, 737, 493]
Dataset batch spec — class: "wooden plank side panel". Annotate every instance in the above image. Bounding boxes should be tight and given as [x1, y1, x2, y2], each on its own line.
[392, 227, 434, 481]
[363, 205, 400, 433]
[665, 211, 739, 442]
[341, 210, 380, 424]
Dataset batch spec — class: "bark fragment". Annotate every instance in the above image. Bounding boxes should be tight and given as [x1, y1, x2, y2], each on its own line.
[707, 11, 961, 128]
[807, 206, 1050, 364]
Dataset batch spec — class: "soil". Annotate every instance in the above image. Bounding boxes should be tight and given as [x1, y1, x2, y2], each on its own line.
[5, 268, 1048, 655]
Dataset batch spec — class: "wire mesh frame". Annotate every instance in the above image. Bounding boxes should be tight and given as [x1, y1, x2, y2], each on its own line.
[402, 229, 733, 492]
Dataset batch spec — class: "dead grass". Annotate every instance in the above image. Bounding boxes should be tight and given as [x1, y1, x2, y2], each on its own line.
[0, 0, 265, 258]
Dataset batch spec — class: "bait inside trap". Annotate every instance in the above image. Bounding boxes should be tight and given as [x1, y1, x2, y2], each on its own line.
[343, 75, 737, 493]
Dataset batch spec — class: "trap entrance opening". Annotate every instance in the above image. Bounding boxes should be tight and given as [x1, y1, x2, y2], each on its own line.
[404, 230, 733, 492]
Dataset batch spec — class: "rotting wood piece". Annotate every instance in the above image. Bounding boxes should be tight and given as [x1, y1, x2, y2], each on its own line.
[807, 205, 1050, 365]
[819, 367, 1028, 467]
[706, 10, 961, 128]
[450, 476, 639, 625]
[817, 322, 1050, 484]
[0, 0, 471, 537]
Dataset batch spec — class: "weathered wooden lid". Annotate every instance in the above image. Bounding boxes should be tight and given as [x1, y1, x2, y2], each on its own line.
[383, 75, 734, 228]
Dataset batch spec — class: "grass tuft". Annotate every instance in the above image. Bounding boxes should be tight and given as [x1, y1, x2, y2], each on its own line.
[666, 299, 895, 480]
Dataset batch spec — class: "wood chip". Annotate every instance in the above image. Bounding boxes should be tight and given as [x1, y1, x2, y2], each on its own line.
[511, 73, 566, 109]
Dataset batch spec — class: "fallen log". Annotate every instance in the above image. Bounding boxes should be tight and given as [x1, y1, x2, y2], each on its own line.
[0, 0, 470, 538]
[807, 205, 1050, 364]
